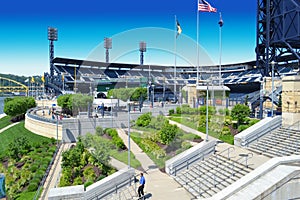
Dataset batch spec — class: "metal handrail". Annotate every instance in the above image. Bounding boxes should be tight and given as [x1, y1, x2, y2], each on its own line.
[286, 120, 300, 131]
[33, 142, 63, 200]
[182, 150, 254, 196]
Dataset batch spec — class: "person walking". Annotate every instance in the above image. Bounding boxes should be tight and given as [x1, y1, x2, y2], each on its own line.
[138, 173, 145, 199]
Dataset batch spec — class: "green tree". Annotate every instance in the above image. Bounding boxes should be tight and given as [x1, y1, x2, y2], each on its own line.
[136, 112, 152, 127]
[81, 133, 111, 165]
[57, 94, 72, 114]
[4, 97, 36, 117]
[57, 94, 93, 116]
[231, 104, 251, 126]
[159, 121, 179, 145]
[108, 87, 147, 102]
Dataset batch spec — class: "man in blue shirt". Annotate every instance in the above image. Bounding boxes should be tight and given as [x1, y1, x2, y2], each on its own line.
[138, 173, 145, 199]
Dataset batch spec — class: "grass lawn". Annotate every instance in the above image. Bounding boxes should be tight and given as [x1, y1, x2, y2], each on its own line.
[0, 115, 12, 130]
[110, 149, 141, 169]
[0, 121, 51, 158]
[97, 135, 142, 169]
[170, 115, 234, 145]
[169, 115, 198, 130]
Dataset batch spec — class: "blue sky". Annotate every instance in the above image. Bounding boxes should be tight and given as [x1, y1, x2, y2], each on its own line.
[0, 0, 257, 76]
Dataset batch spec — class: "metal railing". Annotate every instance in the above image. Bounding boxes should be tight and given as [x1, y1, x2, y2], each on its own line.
[33, 142, 63, 200]
[86, 174, 137, 200]
[178, 150, 254, 198]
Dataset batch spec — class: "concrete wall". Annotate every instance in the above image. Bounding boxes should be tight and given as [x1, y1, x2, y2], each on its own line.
[48, 167, 135, 200]
[207, 155, 300, 200]
[234, 116, 282, 147]
[282, 75, 300, 128]
[25, 114, 62, 140]
[165, 140, 216, 176]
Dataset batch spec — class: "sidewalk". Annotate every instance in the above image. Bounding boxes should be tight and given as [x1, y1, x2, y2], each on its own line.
[117, 129, 193, 200]
[0, 122, 20, 134]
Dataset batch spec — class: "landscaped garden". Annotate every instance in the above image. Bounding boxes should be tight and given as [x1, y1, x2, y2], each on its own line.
[168, 104, 260, 145]
[59, 127, 141, 188]
[130, 113, 202, 171]
[0, 121, 57, 200]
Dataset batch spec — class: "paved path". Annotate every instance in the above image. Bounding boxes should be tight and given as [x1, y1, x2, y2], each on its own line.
[41, 143, 73, 200]
[117, 129, 193, 200]
[169, 119, 215, 141]
[0, 122, 20, 134]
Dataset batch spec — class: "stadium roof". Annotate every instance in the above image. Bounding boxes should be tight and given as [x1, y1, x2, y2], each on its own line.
[53, 57, 257, 71]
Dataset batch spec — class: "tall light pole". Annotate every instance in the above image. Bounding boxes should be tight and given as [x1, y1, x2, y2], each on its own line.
[127, 101, 131, 168]
[48, 27, 58, 83]
[206, 79, 209, 142]
[271, 61, 276, 117]
[111, 96, 113, 128]
[139, 41, 146, 65]
[104, 37, 112, 63]
[151, 84, 155, 108]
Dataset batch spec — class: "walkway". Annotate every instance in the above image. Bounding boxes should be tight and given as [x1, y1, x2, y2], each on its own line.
[114, 121, 271, 199]
[117, 129, 193, 200]
[0, 122, 20, 134]
[41, 143, 73, 200]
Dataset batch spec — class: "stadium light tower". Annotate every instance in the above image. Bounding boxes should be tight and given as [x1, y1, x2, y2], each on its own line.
[48, 27, 58, 82]
[139, 41, 146, 65]
[104, 37, 112, 63]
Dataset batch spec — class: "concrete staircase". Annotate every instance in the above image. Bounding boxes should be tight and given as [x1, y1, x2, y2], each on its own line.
[103, 183, 138, 200]
[174, 148, 253, 199]
[247, 127, 300, 158]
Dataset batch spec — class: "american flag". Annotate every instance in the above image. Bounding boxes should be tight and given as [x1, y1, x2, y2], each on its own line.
[198, 0, 217, 12]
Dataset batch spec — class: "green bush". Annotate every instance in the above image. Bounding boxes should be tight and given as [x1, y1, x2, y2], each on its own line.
[176, 107, 181, 114]
[221, 126, 231, 135]
[249, 118, 260, 126]
[84, 180, 93, 189]
[168, 109, 174, 115]
[30, 164, 38, 173]
[136, 112, 151, 127]
[105, 129, 126, 150]
[96, 126, 104, 136]
[238, 125, 250, 132]
[181, 141, 192, 150]
[27, 182, 38, 192]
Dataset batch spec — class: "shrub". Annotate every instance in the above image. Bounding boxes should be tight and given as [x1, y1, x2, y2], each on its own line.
[181, 141, 192, 150]
[159, 121, 179, 145]
[238, 125, 250, 132]
[136, 112, 151, 127]
[84, 180, 93, 189]
[96, 126, 104, 136]
[176, 107, 181, 114]
[27, 182, 38, 192]
[221, 126, 231, 136]
[168, 109, 174, 115]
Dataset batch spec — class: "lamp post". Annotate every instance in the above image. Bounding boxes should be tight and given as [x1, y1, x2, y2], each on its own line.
[111, 96, 113, 128]
[151, 84, 155, 108]
[56, 114, 59, 147]
[270, 61, 276, 117]
[206, 80, 209, 142]
[127, 101, 131, 168]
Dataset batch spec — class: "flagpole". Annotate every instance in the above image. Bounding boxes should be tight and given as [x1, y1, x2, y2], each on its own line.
[219, 12, 222, 86]
[196, 3, 199, 90]
[174, 15, 177, 99]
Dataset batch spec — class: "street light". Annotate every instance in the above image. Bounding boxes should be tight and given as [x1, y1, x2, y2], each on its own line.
[206, 80, 209, 142]
[270, 61, 276, 117]
[127, 101, 131, 168]
[151, 84, 155, 108]
[110, 96, 113, 128]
